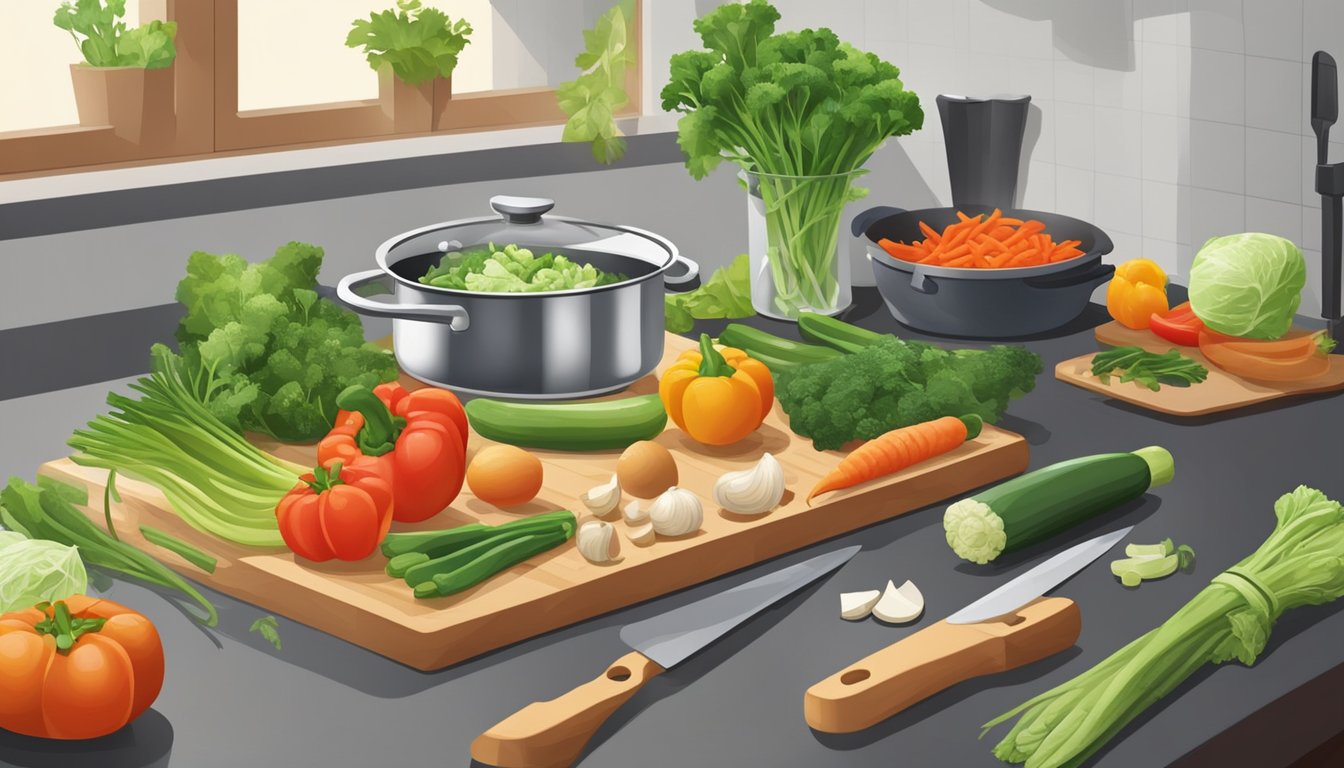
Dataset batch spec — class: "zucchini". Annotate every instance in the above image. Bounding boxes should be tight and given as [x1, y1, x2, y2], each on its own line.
[718, 324, 845, 370]
[943, 446, 1175, 564]
[797, 313, 886, 353]
[466, 395, 666, 451]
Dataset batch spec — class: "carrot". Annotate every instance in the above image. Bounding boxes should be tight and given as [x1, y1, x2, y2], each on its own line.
[883, 212, 1087, 269]
[918, 221, 942, 243]
[807, 415, 984, 504]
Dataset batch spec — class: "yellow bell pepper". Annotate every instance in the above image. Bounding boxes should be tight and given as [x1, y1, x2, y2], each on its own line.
[1107, 258, 1169, 329]
[659, 334, 774, 446]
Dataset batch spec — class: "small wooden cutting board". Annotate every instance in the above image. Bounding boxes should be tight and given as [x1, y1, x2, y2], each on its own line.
[40, 333, 1029, 671]
[1054, 321, 1344, 416]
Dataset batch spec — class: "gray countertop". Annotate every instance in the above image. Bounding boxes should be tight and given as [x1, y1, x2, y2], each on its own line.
[1, 291, 1342, 768]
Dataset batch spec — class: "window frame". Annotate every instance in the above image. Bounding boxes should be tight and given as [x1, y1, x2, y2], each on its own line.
[0, 0, 643, 179]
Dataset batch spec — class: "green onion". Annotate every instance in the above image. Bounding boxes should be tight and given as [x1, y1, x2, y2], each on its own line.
[1091, 346, 1208, 391]
[140, 525, 218, 574]
[68, 345, 301, 548]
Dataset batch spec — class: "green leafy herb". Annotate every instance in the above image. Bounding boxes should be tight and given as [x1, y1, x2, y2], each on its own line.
[1091, 346, 1209, 391]
[1, 477, 218, 626]
[250, 615, 282, 651]
[775, 337, 1042, 451]
[664, 254, 754, 333]
[558, 1, 636, 163]
[986, 486, 1344, 768]
[346, 0, 472, 85]
[419, 243, 626, 292]
[54, 0, 177, 69]
[172, 241, 398, 442]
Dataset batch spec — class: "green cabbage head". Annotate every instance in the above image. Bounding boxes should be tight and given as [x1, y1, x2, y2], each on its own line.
[1187, 233, 1306, 339]
[0, 535, 88, 612]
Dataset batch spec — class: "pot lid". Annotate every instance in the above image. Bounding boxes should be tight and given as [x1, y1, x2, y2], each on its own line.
[377, 195, 678, 277]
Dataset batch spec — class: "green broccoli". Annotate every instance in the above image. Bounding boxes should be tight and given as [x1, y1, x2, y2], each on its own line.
[172, 241, 398, 443]
[775, 338, 1043, 450]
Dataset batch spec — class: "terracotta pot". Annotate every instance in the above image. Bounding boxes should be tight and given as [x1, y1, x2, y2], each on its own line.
[70, 63, 174, 143]
[377, 63, 444, 133]
[431, 76, 453, 131]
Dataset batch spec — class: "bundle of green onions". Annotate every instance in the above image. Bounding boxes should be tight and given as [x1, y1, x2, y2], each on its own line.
[68, 344, 302, 548]
[983, 485, 1344, 768]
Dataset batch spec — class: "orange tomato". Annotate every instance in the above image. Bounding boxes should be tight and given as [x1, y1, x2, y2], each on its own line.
[659, 334, 774, 446]
[1106, 258, 1169, 329]
[0, 597, 164, 740]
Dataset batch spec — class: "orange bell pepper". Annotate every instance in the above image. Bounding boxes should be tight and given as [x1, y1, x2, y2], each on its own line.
[1106, 258, 1169, 329]
[276, 460, 394, 562]
[659, 334, 774, 446]
[0, 596, 164, 740]
[317, 382, 466, 523]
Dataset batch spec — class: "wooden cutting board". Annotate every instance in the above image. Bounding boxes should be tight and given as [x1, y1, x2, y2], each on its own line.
[39, 333, 1028, 671]
[1055, 321, 1344, 416]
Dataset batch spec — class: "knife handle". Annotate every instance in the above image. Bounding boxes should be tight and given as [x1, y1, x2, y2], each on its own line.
[805, 596, 1080, 734]
[471, 651, 664, 768]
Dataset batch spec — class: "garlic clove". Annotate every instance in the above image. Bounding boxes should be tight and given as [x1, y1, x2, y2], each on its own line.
[872, 579, 925, 624]
[577, 521, 620, 564]
[580, 474, 622, 520]
[622, 499, 649, 527]
[627, 522, 656, 547]
[840, 589, 882, 621]
[713, 452, 786, 516]
[648, 486, 704, 537]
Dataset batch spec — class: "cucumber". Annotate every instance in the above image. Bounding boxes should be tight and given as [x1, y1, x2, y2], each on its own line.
[797, 313, 887, 353]
[466, 394, 667, 451]
[943, 447, 1175, 564]
[718, 324, 845, 370]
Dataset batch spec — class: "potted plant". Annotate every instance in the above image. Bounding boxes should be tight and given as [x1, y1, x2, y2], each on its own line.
[54, 0, 177, 143]
[347, 0, 472, 133]
[558, 0, 635, 164]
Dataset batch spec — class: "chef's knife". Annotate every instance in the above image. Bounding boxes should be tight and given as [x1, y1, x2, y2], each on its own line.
[471, 546, 860, 768]
[1311, 51, 1344, 348]
[805, 527, 1130, 733]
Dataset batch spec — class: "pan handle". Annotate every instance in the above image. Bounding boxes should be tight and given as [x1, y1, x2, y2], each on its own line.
[909, 269, 939, 295]
[336, 269, 471, 331]
[1023, 263, 1115, 290]
[663, 254, 701, 287]
[851, 206, 907, 237]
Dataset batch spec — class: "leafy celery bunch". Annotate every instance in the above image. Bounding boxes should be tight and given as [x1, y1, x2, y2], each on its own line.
[346, 0, 472, 86]
[54, 0, 177, 69]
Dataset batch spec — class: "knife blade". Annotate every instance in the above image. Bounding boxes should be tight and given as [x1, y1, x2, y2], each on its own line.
[946, 525, 1131, 624]
[806, 528, 1130, 734]
[472, 546, 859, 768]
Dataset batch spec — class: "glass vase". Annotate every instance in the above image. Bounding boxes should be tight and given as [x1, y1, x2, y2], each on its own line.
[744, 168, 864, 320]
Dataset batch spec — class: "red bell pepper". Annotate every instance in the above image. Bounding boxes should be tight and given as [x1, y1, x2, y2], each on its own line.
[317, 383, 467, 522]
[1150, 301, 1204, 347]
[276, 461, 394, 562]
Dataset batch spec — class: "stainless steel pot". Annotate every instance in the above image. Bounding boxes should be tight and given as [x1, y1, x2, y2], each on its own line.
[337, 196, 698, 398]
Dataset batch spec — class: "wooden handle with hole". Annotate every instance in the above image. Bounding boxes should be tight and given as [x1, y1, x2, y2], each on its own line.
[471, 650, 664, 768]
[804, 597, 1080, 734]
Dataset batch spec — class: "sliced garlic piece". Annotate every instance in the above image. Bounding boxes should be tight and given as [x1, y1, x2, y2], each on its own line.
[577, 521, 619, 564]
[713, 452, 786, 515]
[648, 486, 703, 537]
[840, 589, 882, 621]
[872, 579, 925, 624]
[580, 474, 621, 520]
[627, 522, 656, 547]
[622, 499, 649, 527]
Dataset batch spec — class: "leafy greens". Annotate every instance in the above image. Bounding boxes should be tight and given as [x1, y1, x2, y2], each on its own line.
[346, 0, 472, 86]
[558, 1, 637, 164]
[173, 242, 398, 442]
[54, 0, 177, 69]
[664, 254, 754, 333]
[419, 243, 626, 293]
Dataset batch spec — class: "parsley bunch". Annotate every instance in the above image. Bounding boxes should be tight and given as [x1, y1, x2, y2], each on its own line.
[346, 0, 472, 86]
[54, 0, 177, 69]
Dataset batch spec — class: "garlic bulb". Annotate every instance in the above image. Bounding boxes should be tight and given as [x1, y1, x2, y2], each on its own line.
[872, 580, 925, 624]
[840, 590, 882, 621]
[648, 486, 703, 537]
[627, 522, 656, 547]
[580, 474, 621, 520]
[577, 521, 619, 564]
[622, 499, 649, 526]
[713, 453, 786, 515]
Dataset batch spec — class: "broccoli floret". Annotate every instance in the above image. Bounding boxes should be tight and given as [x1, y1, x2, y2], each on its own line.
[775, 337, 1043, 451]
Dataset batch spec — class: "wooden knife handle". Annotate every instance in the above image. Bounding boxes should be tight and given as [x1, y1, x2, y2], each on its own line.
[471, 651, 664, 768]
[804, 596, 1080, 734]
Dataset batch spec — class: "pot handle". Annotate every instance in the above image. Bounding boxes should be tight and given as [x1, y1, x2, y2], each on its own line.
[336, 269, 471, 331]
[663, 254, 701, 287]
[851, 206, 907, 237]
[910, 269, 939, 295]
[1023, 263, 1116, 290]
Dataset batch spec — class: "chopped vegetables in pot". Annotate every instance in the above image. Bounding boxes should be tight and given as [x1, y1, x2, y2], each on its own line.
[419, 242, 626, 292]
